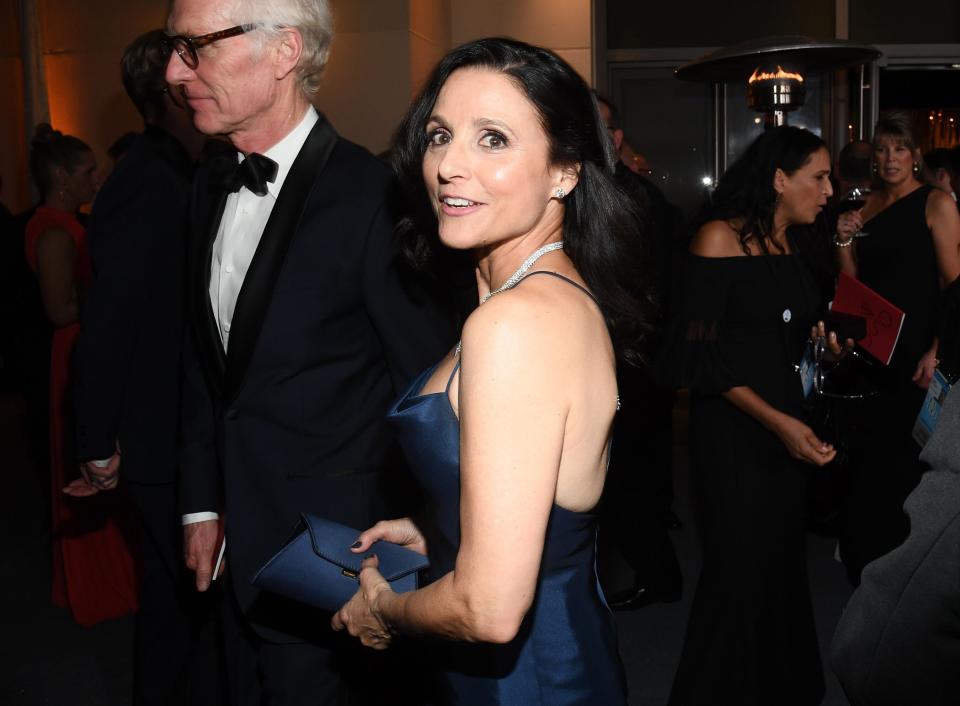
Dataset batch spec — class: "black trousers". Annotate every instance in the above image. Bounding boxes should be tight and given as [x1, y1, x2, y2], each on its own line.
[599, 366, 681, 594]
[127, 481, 224, 706]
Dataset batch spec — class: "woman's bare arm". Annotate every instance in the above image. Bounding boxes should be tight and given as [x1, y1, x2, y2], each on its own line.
[35, 227, 80, 328]
[722, 386, 836, 466]
[335, 292, 570, 645]
[926, 189, 960, 288]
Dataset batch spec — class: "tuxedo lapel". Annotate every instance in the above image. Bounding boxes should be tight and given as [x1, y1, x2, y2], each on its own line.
[190, 169, 228, 395]
[223, 115, 339, 404]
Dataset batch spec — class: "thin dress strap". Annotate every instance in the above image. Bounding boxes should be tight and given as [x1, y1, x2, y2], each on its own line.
[516, 270, 619, 412]
[444, 359, 462, 395]
[515, 270, 601, 307]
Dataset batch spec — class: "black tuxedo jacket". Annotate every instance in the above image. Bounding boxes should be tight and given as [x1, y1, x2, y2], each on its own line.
[180, 115, 451, 638]
[75, 127, 193, 483]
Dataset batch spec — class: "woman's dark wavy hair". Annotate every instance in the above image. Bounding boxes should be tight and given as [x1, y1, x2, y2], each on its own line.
[391, 37, 655, 364]
[707, 126, 826, 254]
[29, 123, 91, 200]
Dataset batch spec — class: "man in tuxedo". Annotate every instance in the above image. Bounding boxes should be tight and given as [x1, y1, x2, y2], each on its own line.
[73, 30, 219, 705]
[164, 0, 451, 703]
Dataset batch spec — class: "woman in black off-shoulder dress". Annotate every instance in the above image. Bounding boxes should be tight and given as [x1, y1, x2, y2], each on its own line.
[665, 128, 845, 705]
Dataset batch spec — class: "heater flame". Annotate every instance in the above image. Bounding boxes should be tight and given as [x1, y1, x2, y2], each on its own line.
[748, 66, 804, 84]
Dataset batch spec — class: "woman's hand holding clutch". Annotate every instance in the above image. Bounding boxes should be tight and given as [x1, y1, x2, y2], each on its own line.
[332, 517, 428, 648]
[331, 555, 397, 650]
[350, 517, 427, 556]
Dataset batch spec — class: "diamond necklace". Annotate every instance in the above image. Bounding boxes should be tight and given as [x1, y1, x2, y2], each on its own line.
[455, 240, 564, 356]
[480, 241, 565, 304]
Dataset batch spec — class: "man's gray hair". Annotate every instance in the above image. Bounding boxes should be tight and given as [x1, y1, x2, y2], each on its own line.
[227, 0, 333, 96]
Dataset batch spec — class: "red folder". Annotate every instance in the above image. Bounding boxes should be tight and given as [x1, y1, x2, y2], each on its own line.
[831, 272, 905, 366]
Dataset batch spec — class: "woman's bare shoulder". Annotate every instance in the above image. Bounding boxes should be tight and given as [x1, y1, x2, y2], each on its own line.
[462, 275, 597, 363]
[689, 220, 743, 257]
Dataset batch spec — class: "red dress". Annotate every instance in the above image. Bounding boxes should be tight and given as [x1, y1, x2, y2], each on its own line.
[25, 206, 140, 626]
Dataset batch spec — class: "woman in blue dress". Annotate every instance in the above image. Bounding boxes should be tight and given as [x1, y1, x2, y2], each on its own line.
[331, 38, 656, 705]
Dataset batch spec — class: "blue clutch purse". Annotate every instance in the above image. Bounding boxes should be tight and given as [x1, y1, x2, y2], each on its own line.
[251, 514, 430, 613]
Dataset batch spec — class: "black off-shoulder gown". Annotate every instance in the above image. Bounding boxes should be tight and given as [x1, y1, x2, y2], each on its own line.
[665, 253, 825, 706]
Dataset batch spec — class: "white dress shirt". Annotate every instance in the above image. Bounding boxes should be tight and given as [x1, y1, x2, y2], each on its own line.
[183, 106, 319, 528]
[209, 106, 319, 351]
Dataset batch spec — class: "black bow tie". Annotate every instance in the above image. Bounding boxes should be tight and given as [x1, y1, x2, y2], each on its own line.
[221, 153, 278, 197]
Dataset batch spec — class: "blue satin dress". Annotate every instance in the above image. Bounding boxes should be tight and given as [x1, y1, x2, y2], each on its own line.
[386, 273, 628, 706]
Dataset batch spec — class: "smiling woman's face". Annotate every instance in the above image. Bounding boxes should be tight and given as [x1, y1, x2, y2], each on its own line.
[421, 67, 567, 250]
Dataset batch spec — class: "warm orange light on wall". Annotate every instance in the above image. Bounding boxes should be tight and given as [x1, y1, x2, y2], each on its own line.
[43, 55, 86, 138]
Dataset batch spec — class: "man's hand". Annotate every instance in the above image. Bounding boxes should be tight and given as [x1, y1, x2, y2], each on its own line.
[63, 477, 100, 497]
[67, 451, 122, 497]
[184, 519, 223, 591]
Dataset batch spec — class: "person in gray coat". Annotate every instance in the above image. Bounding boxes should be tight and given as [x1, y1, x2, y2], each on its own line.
[830, 376, 960, 705]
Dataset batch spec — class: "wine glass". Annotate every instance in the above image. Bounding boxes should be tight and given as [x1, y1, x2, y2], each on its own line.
[839, 186, 870, 239]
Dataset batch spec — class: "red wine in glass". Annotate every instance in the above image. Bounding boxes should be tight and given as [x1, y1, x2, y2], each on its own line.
[838, 197, 866, 213]
[841, 187, 870, 237]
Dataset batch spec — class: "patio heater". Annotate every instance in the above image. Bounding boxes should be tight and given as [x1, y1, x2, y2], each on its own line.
[675, 36, 881, 184]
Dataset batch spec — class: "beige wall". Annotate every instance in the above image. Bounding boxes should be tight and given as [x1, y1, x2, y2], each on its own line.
[41, 0, 167, 209]
[1, 0, 27, 211]
[0, 0, 592, 212]
[320, 0, 592, 155]
[317, 0, 413, 155]
[0, 0, 166, 212]
[409, 0, 450, 97]
[450, 0, 592, 83]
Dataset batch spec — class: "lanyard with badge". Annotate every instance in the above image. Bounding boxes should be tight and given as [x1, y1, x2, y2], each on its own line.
[912, 366, 957, 447]
[798, 336, 824, 400]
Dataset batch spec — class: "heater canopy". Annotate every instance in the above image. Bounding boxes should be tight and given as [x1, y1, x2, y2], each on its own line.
[675, 35, 881, 83]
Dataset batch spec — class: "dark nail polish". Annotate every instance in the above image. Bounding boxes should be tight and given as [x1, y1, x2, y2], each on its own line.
[351, 540, 362, 549]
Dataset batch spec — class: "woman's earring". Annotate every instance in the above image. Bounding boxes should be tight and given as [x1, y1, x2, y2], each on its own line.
[554, 187, 565, 199]
[913, 162, 920, 174]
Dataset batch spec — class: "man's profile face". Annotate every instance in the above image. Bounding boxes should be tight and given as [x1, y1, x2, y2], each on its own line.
[596, 101, 623, 154]
[165, 0, 279, 139]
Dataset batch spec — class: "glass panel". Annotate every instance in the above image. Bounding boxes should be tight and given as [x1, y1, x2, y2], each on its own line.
[607, 0, 835, 50]
[877, 68, 960, 151]
[850, 0, 960, 44]
[612, 67, 713, 217]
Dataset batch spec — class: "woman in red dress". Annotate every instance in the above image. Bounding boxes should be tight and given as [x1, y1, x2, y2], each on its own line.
[25, 124, 139, 626]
